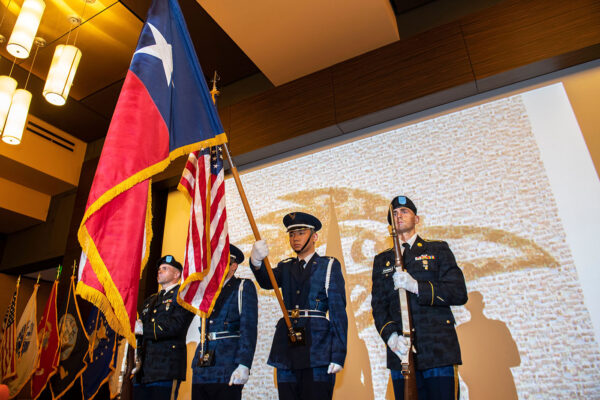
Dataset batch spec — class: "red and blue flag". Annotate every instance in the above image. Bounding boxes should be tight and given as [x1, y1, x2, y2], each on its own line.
[77, 0, 226, 345]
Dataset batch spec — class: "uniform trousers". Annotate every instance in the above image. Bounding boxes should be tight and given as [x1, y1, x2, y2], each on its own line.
[276, 366, 335, 400]
[133, 380, 180, 400]
[391, 365, 459, 400]
[192, 383, 243, 400]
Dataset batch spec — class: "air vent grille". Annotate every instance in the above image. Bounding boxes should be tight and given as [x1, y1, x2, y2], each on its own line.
[25, 120, 76, 152]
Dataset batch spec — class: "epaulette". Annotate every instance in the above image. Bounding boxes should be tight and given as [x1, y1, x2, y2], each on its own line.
[281, 257, 294, 263]
[421, 238, 442, 242]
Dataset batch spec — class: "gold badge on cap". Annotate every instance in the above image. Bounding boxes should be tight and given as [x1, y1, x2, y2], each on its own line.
[386, 261, 390, 266]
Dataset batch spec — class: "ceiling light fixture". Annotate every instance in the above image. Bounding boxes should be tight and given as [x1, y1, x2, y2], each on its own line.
[6, 0, 45, 59]
[43, 0, 93, 106]
[43, 42, 81, 106]
[2, 38, 44, 145]
[0, 75, 17, 133]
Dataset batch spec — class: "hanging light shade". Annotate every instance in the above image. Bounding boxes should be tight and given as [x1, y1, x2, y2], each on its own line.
[0, 75, 18, 133]
[6, 0, 46, 59]
[2, 89, 32, 145]
[43, 44, 82, 106]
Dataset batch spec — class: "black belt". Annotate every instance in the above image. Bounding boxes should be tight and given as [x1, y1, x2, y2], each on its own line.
[288, 309, 327, 319]
[207, 330, 240, 340]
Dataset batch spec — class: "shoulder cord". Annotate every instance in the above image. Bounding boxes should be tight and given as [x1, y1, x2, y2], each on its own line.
[325, 258, 334, 297]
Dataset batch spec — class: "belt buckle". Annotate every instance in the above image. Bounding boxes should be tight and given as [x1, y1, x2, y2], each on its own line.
[207, 332, 216, 340]
[291, 309, 300, 319]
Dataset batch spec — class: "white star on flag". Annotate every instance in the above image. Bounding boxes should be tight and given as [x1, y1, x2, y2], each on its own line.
[134, 23, 173, 86]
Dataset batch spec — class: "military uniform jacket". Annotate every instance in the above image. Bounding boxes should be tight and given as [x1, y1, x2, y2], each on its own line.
[138, 284, 194, 383]
[371, 236, 468, 371]
[252, 253, 348, 370]
[192, 277, 258, 384]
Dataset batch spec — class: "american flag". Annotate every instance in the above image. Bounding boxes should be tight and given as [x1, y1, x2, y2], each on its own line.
[0, 283, 18, 381]
[177, 145, 229, 316]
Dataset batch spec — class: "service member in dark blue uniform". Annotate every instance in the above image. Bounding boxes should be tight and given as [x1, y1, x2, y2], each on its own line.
[191, 244, 258, 400]
[134, 255, 194, 400]
[250, 212, 348, 400]
[371, 196, 468, 400]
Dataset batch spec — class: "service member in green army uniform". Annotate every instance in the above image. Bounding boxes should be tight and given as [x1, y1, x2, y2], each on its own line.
[134, 255, 194, 400]
[371, 196, 468, 400]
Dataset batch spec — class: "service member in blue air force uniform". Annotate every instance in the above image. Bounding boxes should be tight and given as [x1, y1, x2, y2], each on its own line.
[371, 196, 468, 400]
[191, 244, 258, 400]
[250, 212, 348, 400]
[134, 255, 195, 400]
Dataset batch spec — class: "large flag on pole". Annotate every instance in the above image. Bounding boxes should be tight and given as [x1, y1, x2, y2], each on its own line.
[6, 283, 39, 398]
[31, 279, 60, 399]
[0, 278, 19, 382]
[76, 0, 226, 344]
[178, 146, 229, 315]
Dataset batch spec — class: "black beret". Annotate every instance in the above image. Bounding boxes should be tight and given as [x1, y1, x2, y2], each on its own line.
[283, 211, 322, 232]
[156, 255, 183, 271]
[387, 195, 418, 225]
[229, 244, 245, 264]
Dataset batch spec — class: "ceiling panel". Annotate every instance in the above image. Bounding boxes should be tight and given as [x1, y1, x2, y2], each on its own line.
[198, 0, 400, 86]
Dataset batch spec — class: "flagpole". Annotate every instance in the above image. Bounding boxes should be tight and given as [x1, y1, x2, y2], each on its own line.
[210, 74, 298, 343]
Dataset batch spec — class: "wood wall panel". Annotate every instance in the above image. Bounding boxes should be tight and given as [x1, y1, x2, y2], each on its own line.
[228, 69, 337, 156]
[332, 23, 475, 122]
[462, 0, 600, 83]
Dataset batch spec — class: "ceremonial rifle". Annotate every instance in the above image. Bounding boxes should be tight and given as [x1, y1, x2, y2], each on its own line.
[389, 204, 419, 399]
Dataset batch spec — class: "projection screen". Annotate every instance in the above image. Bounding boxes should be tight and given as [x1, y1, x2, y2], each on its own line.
[164, 81, 600, 399]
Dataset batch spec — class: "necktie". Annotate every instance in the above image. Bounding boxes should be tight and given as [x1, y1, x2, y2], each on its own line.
[296, 259, 306, 274]
[402, 243, 410, 266]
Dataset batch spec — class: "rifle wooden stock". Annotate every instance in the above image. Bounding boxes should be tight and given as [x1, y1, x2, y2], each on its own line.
[389, 205, 418, 399]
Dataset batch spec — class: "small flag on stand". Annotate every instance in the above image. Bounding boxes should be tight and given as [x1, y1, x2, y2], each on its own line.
[6, 283, 39, 398]
[50, 275, 89, 399]
[0, 277, 19, 383]
[31, 276, 60, 399]
[81, 308, 117, 400]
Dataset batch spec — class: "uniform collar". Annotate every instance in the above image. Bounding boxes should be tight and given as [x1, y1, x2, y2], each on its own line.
[299, 251, 316, 265]
[161, 282, 178, 293]
[403, 233, 418, 249]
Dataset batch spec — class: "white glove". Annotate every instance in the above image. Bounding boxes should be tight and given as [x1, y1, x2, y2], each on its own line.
[229, 364, 250, 385]
[387, 332, 399, 350]
[393, 270, 419, 294]
[134, 319, 143, 335]
[388, 332, 410, 362]
[250, 240, 269, 267]
[327, 363, 343, 374]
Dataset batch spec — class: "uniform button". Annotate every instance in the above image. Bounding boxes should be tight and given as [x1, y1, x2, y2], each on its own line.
[446, 320, 451, 324]
[153, 310, 157, 313]
[172, 345, 176, 349]
[209, 320, 213, 324]
[151, 318, 155, 322]
[296, 290, 300, 294]
[293, 320, 297, 324]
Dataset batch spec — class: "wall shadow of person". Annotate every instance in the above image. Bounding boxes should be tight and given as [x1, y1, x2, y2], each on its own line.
[457, 291, 520, 399]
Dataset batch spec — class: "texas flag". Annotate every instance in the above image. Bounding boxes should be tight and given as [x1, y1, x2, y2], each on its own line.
[77, 0, 226, 345]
